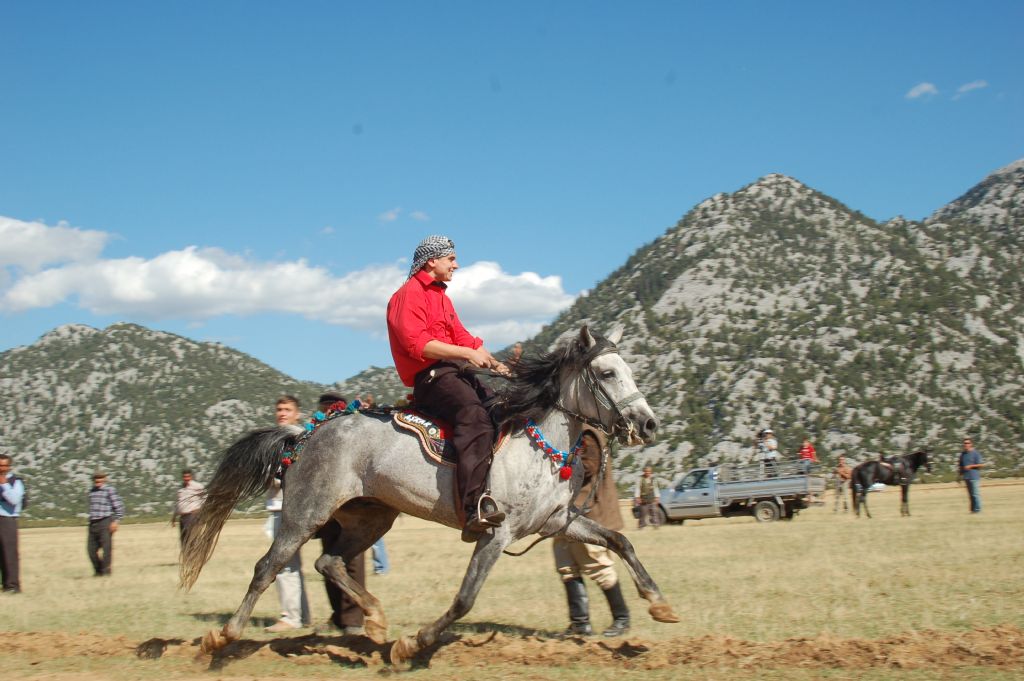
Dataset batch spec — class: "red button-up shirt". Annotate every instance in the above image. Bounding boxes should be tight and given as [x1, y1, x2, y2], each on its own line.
[387, 270, 483, 386]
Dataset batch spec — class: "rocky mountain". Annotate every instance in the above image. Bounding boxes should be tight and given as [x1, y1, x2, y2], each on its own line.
[530, 159, 1024, 482]
[2, 160, 1021, 518]
[0, 323, 327, 518]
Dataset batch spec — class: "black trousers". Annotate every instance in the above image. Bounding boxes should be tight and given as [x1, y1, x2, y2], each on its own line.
[413, 362, 495, 515]
[317, 520, 367, 628]
[87, 517, 114, 575]
[0, 516, 18, 591]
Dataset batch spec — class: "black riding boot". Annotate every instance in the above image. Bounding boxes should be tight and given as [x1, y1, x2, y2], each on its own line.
[563, 577, 593, 636]
[601, 582, 631, 637]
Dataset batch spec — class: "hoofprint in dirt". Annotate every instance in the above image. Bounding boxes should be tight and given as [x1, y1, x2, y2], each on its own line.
[7, 627, 1024, 674]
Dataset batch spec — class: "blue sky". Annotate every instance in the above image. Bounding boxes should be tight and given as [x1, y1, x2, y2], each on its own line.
[1, 2, 1021, 384]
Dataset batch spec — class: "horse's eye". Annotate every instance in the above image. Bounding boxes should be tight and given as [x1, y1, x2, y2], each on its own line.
[600, 370, 616, 380]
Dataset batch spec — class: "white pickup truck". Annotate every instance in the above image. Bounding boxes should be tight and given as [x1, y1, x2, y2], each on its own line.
[657, 460, 826, 523]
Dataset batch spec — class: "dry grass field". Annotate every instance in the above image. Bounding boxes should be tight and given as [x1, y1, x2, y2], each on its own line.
[5, 480, 1023, 680]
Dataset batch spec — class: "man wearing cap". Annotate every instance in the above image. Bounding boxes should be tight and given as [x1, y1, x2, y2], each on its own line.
[87, 471, 125, 576]
[758, 428, 780, 476]
[387, 235, 509, 539]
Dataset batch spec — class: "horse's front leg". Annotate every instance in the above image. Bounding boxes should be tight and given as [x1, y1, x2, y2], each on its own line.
[390, 530, 510, 665]
[563, 516, 680, 624]
[901, 484, 910, 516]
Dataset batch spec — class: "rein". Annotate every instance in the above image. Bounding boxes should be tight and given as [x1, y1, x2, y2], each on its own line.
[466, 340, 638, 558]
[502, 441, 608, 557]
[554, 345, 643, 443]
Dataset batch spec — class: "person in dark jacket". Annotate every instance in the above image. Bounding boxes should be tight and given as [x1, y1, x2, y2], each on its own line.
[552, 427, 630, 637]
[312, 391, 370, 636]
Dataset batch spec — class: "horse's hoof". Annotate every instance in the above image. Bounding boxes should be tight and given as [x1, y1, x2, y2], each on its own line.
[364, 618, 388, 645]
[200, 629, 227, 654]
[389, 635, 419, 664]
[649, 602, 680, 623]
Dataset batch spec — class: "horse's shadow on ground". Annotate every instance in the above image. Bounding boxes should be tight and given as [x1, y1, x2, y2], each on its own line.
[206, 632, 384, 671]
[196, 621, 563, 671]
[190, 611, 276, 627]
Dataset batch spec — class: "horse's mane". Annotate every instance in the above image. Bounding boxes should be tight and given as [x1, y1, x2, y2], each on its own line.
[497, 329, 615, 430]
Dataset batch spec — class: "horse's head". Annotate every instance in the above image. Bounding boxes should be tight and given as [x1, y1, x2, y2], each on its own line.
[913, 450, 932, 474]
[560, 325, 659, 446]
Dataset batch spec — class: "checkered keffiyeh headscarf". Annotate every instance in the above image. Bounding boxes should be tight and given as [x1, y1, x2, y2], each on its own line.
[409, 235, 455, 278]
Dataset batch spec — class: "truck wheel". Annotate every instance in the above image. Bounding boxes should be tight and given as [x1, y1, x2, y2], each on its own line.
[753, 500, 780, 523]
[655, 506, 669, 526]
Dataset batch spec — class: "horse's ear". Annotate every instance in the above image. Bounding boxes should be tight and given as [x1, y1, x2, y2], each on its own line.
[606, 323, 624, 345]
[578, 325, 597, 350]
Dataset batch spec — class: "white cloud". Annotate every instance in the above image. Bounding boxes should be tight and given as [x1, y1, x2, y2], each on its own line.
[410, 211, 430, 222]
[905, 82, 938, 100]
[319, 226, 335, 235]
[0, 216, 109, 271]
[954, 80, 989, 100]
[0, 217, 578, 343]
[378, 207, 402, 222]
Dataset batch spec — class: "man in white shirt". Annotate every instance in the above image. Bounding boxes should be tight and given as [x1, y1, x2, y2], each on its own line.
[265, 395, 311, 632]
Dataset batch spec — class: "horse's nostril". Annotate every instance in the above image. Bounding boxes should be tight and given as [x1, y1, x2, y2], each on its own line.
[644, 418, 658, 435]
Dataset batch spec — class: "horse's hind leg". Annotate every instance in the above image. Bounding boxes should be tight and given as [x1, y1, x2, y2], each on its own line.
[901, 485, 910, 516]
[315, 502, 400, 644]
[390, 531, 510, 664]
[563, 516, 680, 624]
[201, 514, 316, 653]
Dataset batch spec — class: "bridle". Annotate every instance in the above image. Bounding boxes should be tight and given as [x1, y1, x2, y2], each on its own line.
[554, 343, 645, 444]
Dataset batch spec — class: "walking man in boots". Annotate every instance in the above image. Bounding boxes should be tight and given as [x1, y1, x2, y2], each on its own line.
[553, 428, 630, 637]
[387, 235, 509, 540]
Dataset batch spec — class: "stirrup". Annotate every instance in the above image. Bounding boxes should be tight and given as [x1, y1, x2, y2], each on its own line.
[475, 491, 504, 526]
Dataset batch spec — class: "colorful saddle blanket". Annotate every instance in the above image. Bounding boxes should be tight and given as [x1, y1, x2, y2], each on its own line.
[392, 410, 509, 467]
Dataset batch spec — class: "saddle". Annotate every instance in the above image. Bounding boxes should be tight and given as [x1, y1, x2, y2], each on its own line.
[392, 409, 510, 468]
[879, 459, 907, 484]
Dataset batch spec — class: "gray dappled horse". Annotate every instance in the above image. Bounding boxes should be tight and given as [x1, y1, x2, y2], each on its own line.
[180, 325, 678, 663]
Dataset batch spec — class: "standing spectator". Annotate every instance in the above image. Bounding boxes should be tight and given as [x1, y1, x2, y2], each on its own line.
[958, 437, 986, 514]
[553, 428, 630, 637]
[833, 455, 852, 513]
[508, 342, 523, 370]
[171, 468, 205, 548]
[312, 391, 369, 636]
[0, 454, 25, 593]
[758, 428, 780, 476]
[798, 438, 818, 473]
[633, 466, 661, 529]
[372, 538, 390, 576]
[87, 471, 124, 576]
[266, 395, 311, 632]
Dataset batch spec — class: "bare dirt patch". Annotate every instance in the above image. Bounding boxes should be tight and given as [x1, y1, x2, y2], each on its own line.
[9, 625, 1024, 673]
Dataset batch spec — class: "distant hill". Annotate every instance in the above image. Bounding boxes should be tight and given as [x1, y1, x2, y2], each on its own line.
[2, 160, 1021, 518]
[0, 323, 327, 518]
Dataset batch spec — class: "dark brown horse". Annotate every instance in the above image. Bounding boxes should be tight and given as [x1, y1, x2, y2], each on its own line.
[851, 450, 931, 518]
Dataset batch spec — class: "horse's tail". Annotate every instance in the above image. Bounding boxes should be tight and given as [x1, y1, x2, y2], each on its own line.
[179, 426, 299, 590]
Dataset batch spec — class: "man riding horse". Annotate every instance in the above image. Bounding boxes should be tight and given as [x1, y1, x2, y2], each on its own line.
[386, 235, 510, 539]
